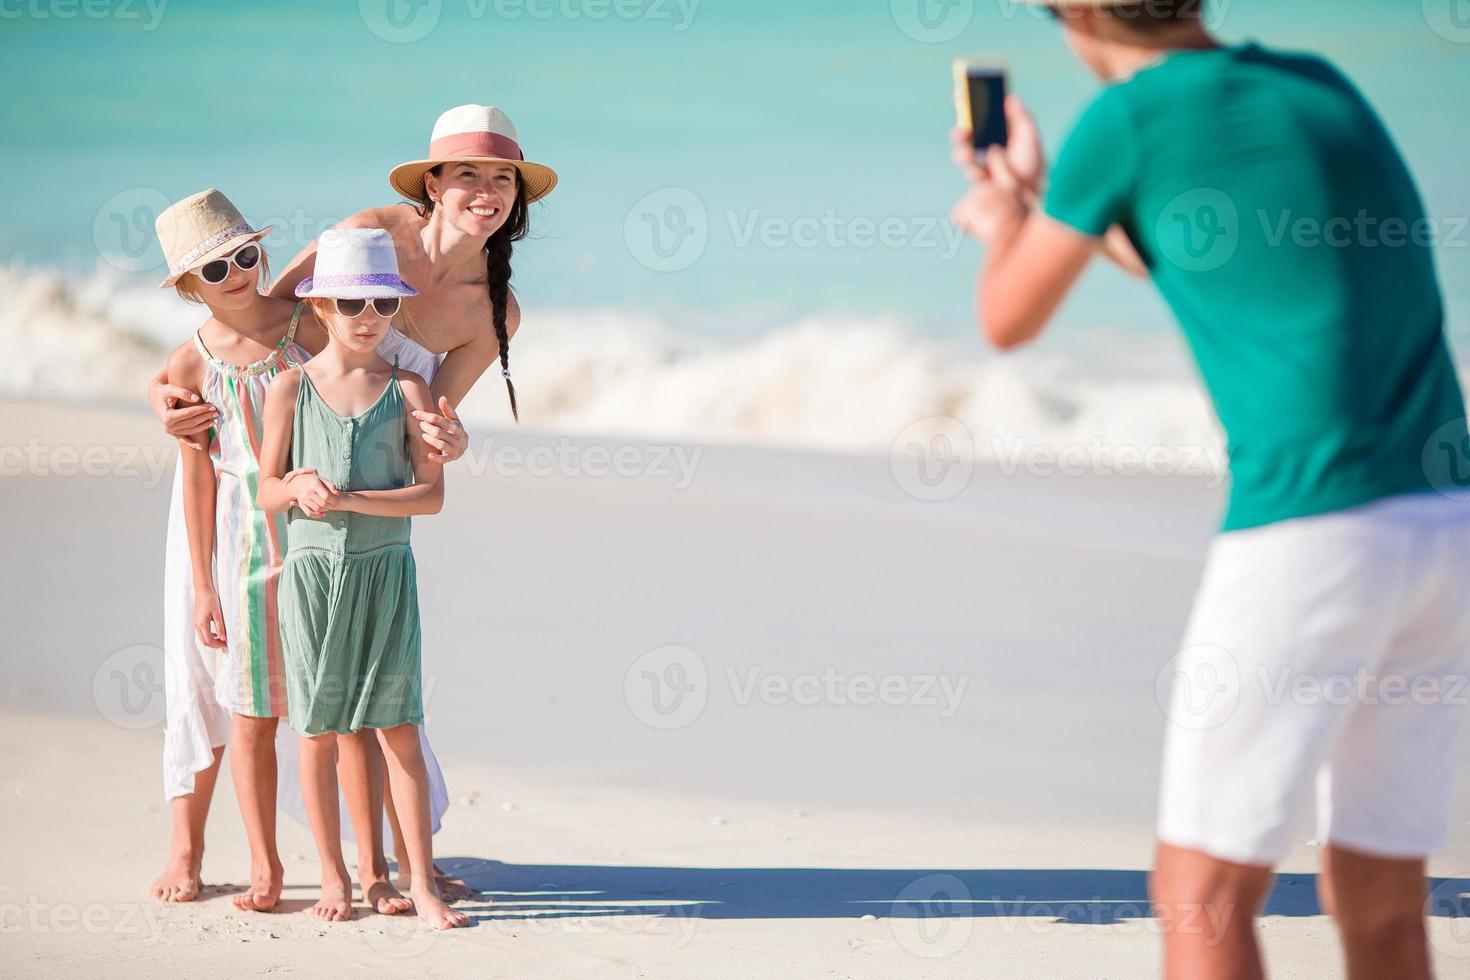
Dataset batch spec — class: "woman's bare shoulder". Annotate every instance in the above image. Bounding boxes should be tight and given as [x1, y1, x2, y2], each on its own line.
[341, 204, 425, 235]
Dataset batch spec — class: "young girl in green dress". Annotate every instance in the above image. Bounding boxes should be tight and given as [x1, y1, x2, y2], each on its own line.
[258, 227, 467, 930]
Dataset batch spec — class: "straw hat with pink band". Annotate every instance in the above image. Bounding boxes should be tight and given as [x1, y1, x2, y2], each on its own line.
[155, 188, 273, 289]
[388, 104, 558, 204]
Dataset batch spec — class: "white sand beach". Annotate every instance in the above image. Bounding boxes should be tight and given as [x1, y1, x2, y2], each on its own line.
[3, 398, 1468, 979]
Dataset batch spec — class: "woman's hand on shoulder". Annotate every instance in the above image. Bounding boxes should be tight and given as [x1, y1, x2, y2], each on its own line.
[157, 341, 216, 450]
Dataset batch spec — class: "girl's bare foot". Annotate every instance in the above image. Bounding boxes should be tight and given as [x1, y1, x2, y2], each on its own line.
[149, 848, 203, 903]
[361, 873, 413, 915]
[393, 862, 473, 902]
[310, 866, 355, 923]
[231, 857, 284, 912]
[433, 865, 473, 902]
[409, 881, 470, 930]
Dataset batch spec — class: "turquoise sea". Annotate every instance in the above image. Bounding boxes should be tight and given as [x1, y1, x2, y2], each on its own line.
[3, 0, 1468, 451]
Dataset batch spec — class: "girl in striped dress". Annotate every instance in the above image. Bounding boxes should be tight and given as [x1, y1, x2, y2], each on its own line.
[155, 189, 312, 912]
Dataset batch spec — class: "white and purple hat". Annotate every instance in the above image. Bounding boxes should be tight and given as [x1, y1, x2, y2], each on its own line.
[388, 104, 557, 204]
[295, 228, 418, 300]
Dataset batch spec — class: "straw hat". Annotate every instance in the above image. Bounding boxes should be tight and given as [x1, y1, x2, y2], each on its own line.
[155, 188, 273, 288]
[295, 228, 419, 300]
[388, 104, 557, 205]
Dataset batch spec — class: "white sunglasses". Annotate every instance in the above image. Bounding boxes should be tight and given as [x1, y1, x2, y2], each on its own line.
[196, 242, 262, 285]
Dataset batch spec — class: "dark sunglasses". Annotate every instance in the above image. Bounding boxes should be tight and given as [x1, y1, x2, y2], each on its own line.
[333, 296, 402, 319]
[197, 242, 262, 285]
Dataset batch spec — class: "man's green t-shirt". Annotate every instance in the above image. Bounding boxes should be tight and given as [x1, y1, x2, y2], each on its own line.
[1043, 42, 1466, 531]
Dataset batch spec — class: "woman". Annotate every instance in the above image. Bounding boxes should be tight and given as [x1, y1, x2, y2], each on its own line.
[147, 104, 556, 904]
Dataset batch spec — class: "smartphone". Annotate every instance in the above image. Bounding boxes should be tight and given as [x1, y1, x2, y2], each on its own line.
[953, 59, 1008, 151]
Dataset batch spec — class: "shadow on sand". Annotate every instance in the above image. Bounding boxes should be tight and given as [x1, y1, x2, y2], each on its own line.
[431, 860, 1470, 925]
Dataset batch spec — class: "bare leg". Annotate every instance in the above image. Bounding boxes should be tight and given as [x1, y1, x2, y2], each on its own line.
[338, 730, 411, 914]
[1151, 842, 1274, 980]
[149, 745, 224, 902]
[298, 732, 353, 922]
[377, 724, 469, 930]
[382, 736, 472, 901]
[1318, 843, 1432, 980]
[229, 714, 284, 912]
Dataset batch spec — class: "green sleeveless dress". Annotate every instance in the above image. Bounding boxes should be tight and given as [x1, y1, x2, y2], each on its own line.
[278, 360, 423, 736]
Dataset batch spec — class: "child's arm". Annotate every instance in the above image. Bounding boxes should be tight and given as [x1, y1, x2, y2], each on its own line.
[167, 344, 227, 650]
[257, 369, 339, 517]
[336, 371, 445, 518]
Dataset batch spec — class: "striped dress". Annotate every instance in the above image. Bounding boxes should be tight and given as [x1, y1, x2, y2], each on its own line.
[195, 303, 310, 717]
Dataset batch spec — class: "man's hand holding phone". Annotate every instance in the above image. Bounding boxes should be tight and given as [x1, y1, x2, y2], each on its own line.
[951, 94, 1045, 249]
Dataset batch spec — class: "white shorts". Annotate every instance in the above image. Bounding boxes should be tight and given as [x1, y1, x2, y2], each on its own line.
[1157, 490, 1470, 865]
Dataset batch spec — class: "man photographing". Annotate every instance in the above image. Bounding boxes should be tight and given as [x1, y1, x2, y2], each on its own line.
[951, 2, 1470, 977]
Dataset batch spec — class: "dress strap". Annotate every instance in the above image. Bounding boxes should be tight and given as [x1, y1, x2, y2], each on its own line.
[391, 354, 400, 376]
[192, 330, 214, 363]
[283, 302, 304, 348]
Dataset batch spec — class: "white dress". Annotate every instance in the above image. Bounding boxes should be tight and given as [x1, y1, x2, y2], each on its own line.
[161, 328, 451, 841]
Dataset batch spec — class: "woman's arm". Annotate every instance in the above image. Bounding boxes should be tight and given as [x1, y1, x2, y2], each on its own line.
[147, 365, 218, 450]
[426, 289, 519, 409]
[337, 372, 444, 517]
